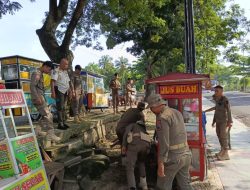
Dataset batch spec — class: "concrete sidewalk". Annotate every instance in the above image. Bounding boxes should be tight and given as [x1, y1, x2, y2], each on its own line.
[203, 97, 250, 190]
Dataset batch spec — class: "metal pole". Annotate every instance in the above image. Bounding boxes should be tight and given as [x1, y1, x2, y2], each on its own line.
[184, 0, 190, 73]
[184, 0, 196, 74]
[189, 0, 196, 73]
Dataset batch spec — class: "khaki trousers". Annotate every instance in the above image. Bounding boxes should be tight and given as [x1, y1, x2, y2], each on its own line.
[112, 90, 119, 110]
[216, 122, 229, 150]
[156, 154, 193, 190]
[34, 96, 53, 131]
[72, 93, 83, 116]
[126, 140, 150, 188]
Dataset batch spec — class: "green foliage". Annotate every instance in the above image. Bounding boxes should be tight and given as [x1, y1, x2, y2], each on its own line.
[90, 0, 250, 79]
[12, 0, 248, 89]
[84, 55, 146, 91]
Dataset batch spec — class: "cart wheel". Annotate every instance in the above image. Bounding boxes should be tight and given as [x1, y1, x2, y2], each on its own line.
[48, 104, 58, 123]
[31, 113, 41, 122]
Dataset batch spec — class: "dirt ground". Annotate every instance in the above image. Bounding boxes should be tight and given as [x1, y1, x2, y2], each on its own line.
[63, 108, 223, 190]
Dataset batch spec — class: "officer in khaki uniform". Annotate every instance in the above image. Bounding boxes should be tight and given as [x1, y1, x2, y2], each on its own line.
[205, 85, 232, 160]
[109, 73, 121, 114]
[30, 61, 61, 143]
[122, 120, 151, 190]
[124, 78, 134, 110]
[147, 94, 193, 190]
[71, 65, 85, 123]
[116, 102, 146, 145]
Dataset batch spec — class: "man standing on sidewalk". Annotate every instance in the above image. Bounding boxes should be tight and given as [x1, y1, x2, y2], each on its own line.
[51, 58, 74, 130]
[30, 61, 61, 143]
[205, 85, 233, 160]
[147, 94, 193, 190]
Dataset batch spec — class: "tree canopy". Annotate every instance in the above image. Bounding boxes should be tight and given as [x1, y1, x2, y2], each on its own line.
[0, 0, 22, 18]
[93, 0, 250, 78]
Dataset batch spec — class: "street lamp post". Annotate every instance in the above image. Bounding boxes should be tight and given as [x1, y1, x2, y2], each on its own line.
[185, 0, 196, 74]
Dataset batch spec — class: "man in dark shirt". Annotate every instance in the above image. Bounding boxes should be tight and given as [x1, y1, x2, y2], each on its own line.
[116, 102, 145, 144]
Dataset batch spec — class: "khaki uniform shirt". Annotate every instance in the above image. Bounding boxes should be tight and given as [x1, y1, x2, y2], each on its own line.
[214, 96, 232, 123]
[51, 68, 70, 94]
[122, 123, 148, 147]
[125, 83, 133, 96]
[117, 108, 145, 128]
[72, 72, 83, 95]
[156, 106, 190, 163]
[109, 78, 121, 93]
[30, 70, 44, 102]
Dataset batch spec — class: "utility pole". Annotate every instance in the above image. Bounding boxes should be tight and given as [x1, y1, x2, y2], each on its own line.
[184, 0, 196, 74]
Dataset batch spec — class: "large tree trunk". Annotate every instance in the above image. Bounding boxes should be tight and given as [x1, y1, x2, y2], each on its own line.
[36, 0, 85, 67]
[145, 51, 157, 99]
[36, 29, 74, 64]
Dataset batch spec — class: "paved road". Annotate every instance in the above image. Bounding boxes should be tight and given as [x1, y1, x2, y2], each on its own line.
[204, 91, 250, 127]
[203, 98, 250, 190]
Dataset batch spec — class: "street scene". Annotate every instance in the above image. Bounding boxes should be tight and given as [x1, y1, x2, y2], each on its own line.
[1, 0, 250, 190]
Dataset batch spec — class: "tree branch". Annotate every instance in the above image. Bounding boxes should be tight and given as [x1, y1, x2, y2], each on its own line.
[61, 0, 86, 50]
[56, 0, 69, 22]
[49, 0, 57, 16]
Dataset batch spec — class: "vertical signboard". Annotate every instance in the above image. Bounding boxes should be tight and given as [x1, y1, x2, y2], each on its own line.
[11, 135, 42, 176]
[0, 142, 15, 179]
[0, 90, 50, 190]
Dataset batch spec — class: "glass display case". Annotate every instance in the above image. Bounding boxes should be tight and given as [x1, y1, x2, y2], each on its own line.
[2, 65, 18, 80]
[81, 71, 108, 109]
[146, 72, 209, 181]
[182, 98, 199, 141]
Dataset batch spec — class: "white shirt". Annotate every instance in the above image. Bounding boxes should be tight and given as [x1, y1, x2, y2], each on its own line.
[51, 68, 70, 94]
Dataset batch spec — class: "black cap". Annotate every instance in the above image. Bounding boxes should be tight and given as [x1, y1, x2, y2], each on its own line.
[43, 61, 54, 69]
[214, 85, 223, 90]
[75, 65, 82, 71]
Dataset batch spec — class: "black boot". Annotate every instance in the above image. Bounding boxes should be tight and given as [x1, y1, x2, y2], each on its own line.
[57, 124, 67, 130]
[63, 123, 70, 129]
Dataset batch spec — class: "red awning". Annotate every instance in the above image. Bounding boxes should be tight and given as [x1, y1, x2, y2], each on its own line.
[146, 73, 209, 84]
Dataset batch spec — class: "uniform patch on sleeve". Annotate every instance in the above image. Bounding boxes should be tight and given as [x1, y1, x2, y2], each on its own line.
[156, 120, 162, 131]
[35, 73, 40, 81]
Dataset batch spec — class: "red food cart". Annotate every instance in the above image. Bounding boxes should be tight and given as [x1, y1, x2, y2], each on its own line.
[146, 72, 209, 181]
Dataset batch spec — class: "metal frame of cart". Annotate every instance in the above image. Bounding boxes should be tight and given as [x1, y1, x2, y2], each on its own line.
[146, 72, 209, 181]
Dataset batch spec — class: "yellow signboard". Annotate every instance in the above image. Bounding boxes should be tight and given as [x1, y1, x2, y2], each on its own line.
[3, 169, 50, 190]
[18, 58, 42, 68]
[0, 58, 17, 65]
[160, 84, 199, 95]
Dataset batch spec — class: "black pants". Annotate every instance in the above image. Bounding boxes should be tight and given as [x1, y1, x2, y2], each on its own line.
[55, 87, 68, 126]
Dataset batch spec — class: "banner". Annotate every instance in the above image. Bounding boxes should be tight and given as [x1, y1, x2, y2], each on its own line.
[159, 84, 199, 95]
[11, 136, 42, 176]
[3, 169, 50, 190]
[95, 93, 108, 107]
[0, 91, 25, 107]
[0, 142, 15, 179]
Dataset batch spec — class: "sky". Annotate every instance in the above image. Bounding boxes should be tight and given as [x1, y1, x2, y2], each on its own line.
[0, 0, 250, 68]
